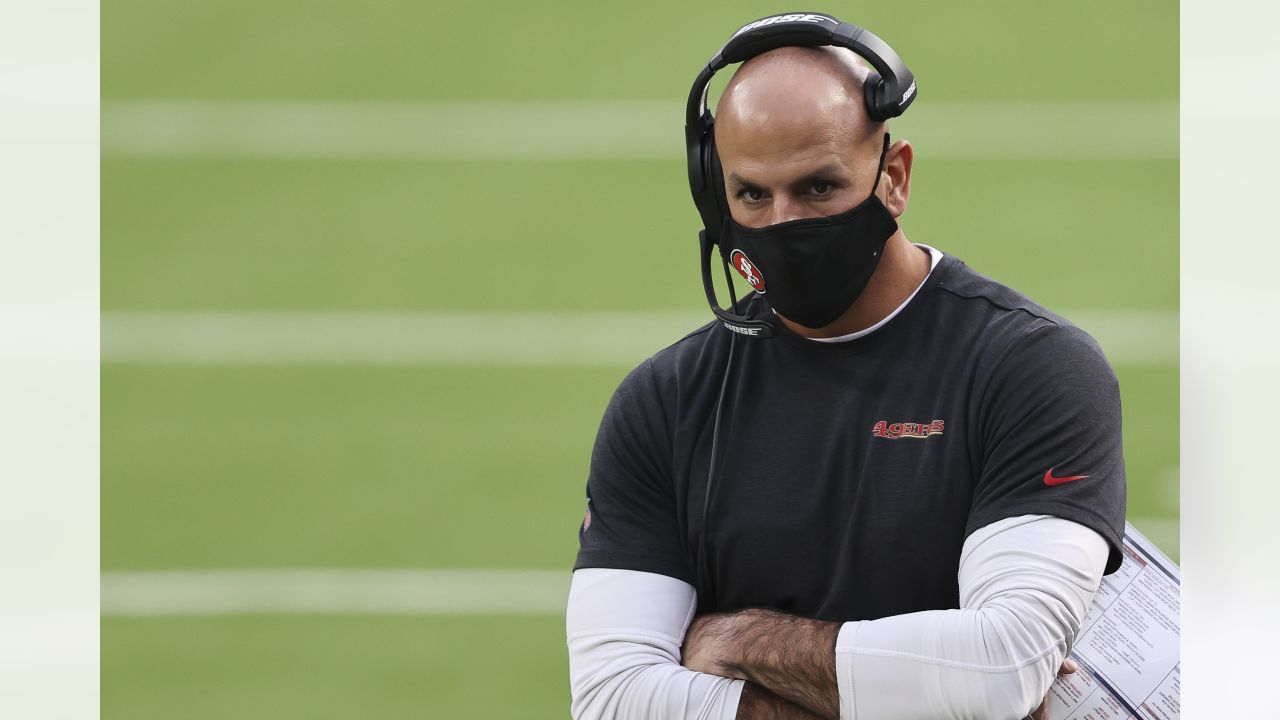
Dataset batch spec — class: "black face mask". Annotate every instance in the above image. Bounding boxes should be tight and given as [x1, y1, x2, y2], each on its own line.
[720, 134, 898, 330]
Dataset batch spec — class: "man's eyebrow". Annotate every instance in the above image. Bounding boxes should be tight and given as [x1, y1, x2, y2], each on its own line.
[727, 164, 848, 189]
[788, 164, 847, 186]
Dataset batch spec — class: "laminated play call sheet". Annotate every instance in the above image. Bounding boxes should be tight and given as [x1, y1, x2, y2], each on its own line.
[1047, 523, 1180, 719]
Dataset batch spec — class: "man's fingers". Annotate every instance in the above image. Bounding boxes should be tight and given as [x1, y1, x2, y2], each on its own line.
[1030, 660, 1080, 719]
[1030, 659, 1078, 719]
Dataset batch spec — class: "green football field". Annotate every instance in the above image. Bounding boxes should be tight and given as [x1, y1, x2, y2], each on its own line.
[102, 1, 1177, 717]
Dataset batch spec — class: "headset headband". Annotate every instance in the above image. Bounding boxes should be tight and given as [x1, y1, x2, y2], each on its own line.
[685, 11, 916, 338]
[686, 12, 915, 131]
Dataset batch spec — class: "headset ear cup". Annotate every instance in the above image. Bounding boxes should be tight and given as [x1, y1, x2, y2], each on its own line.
[690, 123, 726, 243]
[696, 128, 730, 242]
[863, 69, 885, 121]
[707, 132, 730, 231]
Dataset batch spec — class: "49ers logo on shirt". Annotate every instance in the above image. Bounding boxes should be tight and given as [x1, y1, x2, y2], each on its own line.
[872, 419, 945, 440]
[729, 249, 765, 292]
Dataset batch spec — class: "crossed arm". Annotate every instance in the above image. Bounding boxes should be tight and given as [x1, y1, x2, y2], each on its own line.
[680, 605, 1079, 719]
[682, 607, 839, 718]
[567, 515, 1108, 720]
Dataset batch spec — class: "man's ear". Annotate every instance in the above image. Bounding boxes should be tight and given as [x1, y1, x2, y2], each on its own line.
[881, 139, 914, 218]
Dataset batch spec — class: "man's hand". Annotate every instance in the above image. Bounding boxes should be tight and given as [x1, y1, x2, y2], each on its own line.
[1029, 658, 1078, 720]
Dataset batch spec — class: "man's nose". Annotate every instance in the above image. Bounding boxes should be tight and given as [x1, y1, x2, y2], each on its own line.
[767, 195, 806, 225]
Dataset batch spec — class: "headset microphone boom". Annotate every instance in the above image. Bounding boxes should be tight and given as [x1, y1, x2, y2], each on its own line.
[684, 11, 917, 607]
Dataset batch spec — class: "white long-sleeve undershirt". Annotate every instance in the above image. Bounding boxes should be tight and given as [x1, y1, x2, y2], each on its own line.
[565, 514, 1109, 720]
[566, 566, 745, 720]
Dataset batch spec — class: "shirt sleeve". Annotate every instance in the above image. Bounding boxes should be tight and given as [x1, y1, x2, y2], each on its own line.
[969, 321, 1127, 573]
[573, 358, 694, 584]
[836, 514, 1109, 720]
[566, 568, 744, 720]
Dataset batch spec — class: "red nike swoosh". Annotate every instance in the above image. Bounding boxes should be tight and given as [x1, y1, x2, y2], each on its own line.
[1044, 468, 1090, 486]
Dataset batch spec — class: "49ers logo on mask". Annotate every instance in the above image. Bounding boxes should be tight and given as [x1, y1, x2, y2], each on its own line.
[729, 249, 766, 293]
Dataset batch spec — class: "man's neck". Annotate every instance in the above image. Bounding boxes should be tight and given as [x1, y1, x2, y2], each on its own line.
[777, 232, 932, 339]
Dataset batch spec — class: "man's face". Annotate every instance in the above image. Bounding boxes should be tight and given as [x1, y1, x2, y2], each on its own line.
[718, 126, 881, 229]
[712, 48, 888, 229]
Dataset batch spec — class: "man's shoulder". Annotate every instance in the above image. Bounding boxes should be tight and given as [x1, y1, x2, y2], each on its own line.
[935, 255, 1074, 329]
[934, 254, 1112, 374]
[606, 313, 726, 397]
[642, 315, 728, 385]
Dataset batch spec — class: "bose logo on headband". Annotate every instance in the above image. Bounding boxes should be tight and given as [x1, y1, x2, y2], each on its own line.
[732, 13, 833, 38]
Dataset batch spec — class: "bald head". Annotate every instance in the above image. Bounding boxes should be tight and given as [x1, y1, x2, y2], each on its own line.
[713, 46, 900, 228]
[716, 46, 884, 154]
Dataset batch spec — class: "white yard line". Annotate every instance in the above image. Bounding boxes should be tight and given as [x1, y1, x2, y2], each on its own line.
[100, 309, 1177, 366]
[100, 310, 711, 366]
[101, 100, 1178, 161]
[102, 518, 1178, 617]
[101, 569, 571, 617]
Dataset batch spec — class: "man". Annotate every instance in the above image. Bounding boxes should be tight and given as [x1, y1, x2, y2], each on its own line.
[566, 28, 1125, 720]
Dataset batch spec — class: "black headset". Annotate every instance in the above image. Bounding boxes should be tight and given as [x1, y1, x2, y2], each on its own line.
[687, 12, 917, 610]
[685, 11, 917, 339]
